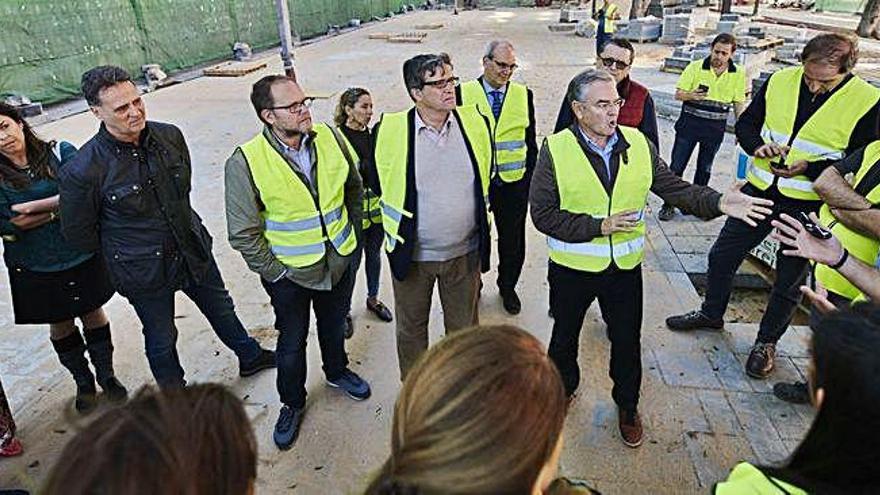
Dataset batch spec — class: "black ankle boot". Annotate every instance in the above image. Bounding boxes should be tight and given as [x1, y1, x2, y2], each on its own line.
[51, 332, 97, 414]
[84, 324, 128, 403]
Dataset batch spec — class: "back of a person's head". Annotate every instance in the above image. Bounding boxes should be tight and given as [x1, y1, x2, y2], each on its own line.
[42, 383, 257, 495]
[365, 325, 568, 495]
[772, 304, 880, 492]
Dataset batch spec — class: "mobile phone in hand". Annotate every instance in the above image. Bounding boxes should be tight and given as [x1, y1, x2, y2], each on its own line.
[797, 212, 833, 240]
[697, 84, 709, 93]
[770, 160, 788, 170]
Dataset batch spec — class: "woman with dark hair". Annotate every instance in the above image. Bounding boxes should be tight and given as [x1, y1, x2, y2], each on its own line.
[364, 324, 600, 495]
[715, 304, 880, 494]
[42, 383, 258, 495]
[0, 102, 126, 414]
[335, 87, 393, 339]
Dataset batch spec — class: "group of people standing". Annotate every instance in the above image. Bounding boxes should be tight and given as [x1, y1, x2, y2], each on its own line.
[1, 22, 879, 495]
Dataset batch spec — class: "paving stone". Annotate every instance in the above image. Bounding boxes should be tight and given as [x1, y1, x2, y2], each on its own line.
[669, 235, 718, 255]
[725, 323, 811, 358]
[727, 392, 791, 465]
[683, 430, 755, 488]
[698, 390, 743, 436]
[705, 345, 754, 392]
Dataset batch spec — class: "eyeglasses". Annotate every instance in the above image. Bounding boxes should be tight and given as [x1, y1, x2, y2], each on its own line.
[578, 98, 626, 111]
[600, 56, 631, 70]
[422, 76, 460, 89]
[490, 59, 519, 72]
[269, 97, 314, 114]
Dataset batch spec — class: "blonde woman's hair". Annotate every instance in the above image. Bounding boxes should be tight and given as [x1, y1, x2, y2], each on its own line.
[365, 325, 568, 495]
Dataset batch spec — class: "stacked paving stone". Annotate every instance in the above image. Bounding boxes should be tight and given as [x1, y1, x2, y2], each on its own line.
[615, 16, 663, 42]
[659, 13, 692, 44]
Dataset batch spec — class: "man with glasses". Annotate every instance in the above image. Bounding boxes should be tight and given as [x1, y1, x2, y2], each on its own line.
[367, 53, 493, 379]
[60, 65, 277, 389]
[224, 75, 371, 450]
[659, 33, 746, 221]
[555, 38, 659, 151]
[530, 69, 772, 448]
[666, 33, 880, 382]
[455, 40, 537, 314]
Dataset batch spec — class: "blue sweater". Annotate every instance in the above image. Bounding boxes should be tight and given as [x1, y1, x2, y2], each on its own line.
[0, 141, 92, 272]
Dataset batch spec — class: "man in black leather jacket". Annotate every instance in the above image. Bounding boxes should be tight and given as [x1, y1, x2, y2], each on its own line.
[59, 66, 275, 388]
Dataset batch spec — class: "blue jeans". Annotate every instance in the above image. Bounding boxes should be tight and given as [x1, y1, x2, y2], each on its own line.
[128, 258, 261, 388]
[669, 132, 724, 187]
[261, 269, 351, 409]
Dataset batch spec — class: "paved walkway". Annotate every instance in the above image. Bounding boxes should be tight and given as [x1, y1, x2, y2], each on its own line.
[0, 8, 813, 494]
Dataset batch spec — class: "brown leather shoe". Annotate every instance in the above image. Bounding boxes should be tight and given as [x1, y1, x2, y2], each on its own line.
[746, 342, 776, 379]
[618, 408, 643, 448]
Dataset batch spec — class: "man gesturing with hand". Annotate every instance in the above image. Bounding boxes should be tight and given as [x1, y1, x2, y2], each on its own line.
[530, 69, 772, 449]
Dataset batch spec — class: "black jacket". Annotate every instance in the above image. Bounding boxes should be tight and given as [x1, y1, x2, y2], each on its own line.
[366, 107, 492, 281]
[59, 122, 214, 297]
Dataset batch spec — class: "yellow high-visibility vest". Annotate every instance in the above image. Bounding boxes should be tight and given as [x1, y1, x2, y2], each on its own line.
[747, 67, 880, 201]
[715, 463, 807, 495]
[460, 79, 529, 183]
[545, 126, 651, 272]
[335, 127, 383, 229]
[239, 123, 356, 268]
[373, 106, 492, 252]
[603, 3, 619, 33]
[816, 141, 880, 299]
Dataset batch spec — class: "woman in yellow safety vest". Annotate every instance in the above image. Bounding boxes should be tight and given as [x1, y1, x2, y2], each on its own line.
[715, 306, 880, 494]
[335, 88, 394, 336]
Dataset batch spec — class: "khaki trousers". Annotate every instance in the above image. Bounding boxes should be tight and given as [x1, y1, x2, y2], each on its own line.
[391, 251, 480, 379]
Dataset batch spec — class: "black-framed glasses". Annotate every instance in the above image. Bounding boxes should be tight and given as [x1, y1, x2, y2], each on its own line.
[577, 98, 626, 111]
[491, 58, 519, 72]
[422, 76, 460, 89]
[269, 97, 314, 114]
[600, 56, 630, 70]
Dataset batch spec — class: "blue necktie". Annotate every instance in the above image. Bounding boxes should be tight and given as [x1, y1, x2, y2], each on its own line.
[490, 90, 503, 119]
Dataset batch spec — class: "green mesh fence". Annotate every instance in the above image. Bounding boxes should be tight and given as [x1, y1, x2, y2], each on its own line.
[0, 0, 407, 105]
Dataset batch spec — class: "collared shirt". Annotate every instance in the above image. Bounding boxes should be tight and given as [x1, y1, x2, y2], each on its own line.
[414, 109, 454, 146]
[274, 132, 314, 185]
[482, 77, 507, 98]
[578, 126, 619, 181]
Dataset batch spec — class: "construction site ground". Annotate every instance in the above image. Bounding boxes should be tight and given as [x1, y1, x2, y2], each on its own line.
[0, 7, 829, 494]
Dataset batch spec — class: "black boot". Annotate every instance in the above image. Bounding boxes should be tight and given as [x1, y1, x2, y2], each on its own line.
[84, 324, 128, 403]
[51, 332, 97, 414]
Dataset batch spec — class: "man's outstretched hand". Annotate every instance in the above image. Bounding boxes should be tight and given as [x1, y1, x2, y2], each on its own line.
[718, 182, 774, 227]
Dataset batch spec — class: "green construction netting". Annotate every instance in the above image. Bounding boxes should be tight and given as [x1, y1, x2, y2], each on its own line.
[0, 0, 407, 104]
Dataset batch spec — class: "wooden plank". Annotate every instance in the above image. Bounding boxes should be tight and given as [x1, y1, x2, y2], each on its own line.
[203, 60, 267, 77]
[413, 23, 444, 29]
[367, 32, 392, 39]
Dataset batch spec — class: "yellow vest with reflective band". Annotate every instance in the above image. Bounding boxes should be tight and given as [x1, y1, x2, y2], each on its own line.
[715, 463, 806, 495]
[816, 141, 880, 299]
[335, 127, 382, 230]
[240, 124, 357, 269]
[460, 79, 529, 183]
[546, 126, 651, 272]
[748, 67, 880, 201]
[602, 3, 618, 33]
[374, 106, 492, 253]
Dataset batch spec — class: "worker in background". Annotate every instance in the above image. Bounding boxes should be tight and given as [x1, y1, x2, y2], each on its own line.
[225, 75, 371, 450]
[594, 0, 620, 56]
[456, 40, 537, 314]
[530, 69, 772, 448]
[771, 140, 880, 404]
[367, 53, 493, 380]
[666, 34, 880, 382]
[659, 33, 747, 221]
[555, 38, 659, 151]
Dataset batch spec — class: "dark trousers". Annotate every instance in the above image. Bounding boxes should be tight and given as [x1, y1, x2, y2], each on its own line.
[669, 131, 724, 187]
[128, 258, 261, 388]
[548, 261, 643, 411]
[596, 30, 610, 55]
[348, 224, 383, 302]
[701, 185, 817, 344]
[261, 269, 351, 409]
[489, 179, 529, 291]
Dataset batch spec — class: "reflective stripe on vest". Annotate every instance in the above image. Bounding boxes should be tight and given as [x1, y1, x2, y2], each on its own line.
[816, 141, 880, 299]
[748, 67, 880, 201]
[460, 80, 530, 183]
[715, 463, 807, 495]
[240, 124, 357, 269]
[603, 3, 618, 33]
[335, 127, 383, 229]
[545, 126, 651, 272]
[374, 106, 493, 252]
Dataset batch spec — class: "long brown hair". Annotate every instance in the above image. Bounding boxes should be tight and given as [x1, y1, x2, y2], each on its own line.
[0, 102, 53, 189]
[334, 87, 370, 127]
[365, 325, 569, 495]
[42, 384, 258, 495]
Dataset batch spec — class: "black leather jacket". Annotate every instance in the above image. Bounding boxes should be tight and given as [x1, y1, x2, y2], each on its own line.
[59, 122, 213, 297]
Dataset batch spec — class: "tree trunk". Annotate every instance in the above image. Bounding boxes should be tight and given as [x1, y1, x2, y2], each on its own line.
[721, 0, 732, 14]
[751, 0, 760, 16]
[858, 0, 880, 39]
[630, 0, 642, 19]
